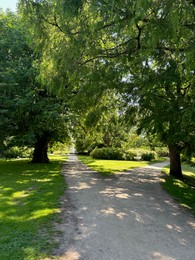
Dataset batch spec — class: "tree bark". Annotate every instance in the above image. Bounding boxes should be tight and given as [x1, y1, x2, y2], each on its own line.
[168, 144, 183, 179]
[31, 134, 49, 163]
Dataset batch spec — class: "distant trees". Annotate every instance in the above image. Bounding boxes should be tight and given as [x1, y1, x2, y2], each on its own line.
[72, 91, 129, 154]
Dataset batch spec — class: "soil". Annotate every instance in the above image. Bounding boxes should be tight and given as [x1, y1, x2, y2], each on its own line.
[52, 155, 195, 260]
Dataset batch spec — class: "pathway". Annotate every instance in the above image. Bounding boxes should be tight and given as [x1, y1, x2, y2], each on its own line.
[54, 155, 195, 260]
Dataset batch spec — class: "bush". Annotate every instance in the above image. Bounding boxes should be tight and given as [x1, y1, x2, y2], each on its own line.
[90, 147, 124, 160]
[155, 147, 169, 157]
[3, 147, 23, 159]
[141, 151, 157, 161]
[2, 147, 33, 159]
[124, 149, 138, 161]
[91, 147, 158, 161]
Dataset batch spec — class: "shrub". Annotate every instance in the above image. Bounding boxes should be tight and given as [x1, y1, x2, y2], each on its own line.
[141, 151, 157, 161]
[90, 147, 124, 160]
[155, 147, 169, 157]
[91, 147, 158, 161]
[3, 147, 23, 159]
[124, 149, 138, 161]
[2, 147, 33, 159]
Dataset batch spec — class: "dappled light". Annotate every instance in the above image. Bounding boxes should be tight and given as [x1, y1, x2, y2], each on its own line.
[162, 171, 195, 213]
[78, 155, 153, 175]
[166, 224, 182, 233]
[152, 251, 176, 260]
[59, 250, 80, 260]
[100, 207, 127, 220]
[57, 155, 195, 260]
[0, 159, 65, 259]
[29, 208, 60, 221]
[99, 187, 130, 199]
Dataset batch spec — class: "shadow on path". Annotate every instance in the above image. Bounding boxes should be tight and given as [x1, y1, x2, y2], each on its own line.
[54, 155, 195, 260]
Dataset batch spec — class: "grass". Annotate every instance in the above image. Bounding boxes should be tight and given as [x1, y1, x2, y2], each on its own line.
[79, 155, 195, 215]
[78, 155, 159, 175]
[162, 164, 195, 215]
[0, 155, 67, 260]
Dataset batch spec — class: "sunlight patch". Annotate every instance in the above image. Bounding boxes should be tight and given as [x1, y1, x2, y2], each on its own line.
[153, 251, 176, 259]
[71, 182, 92, 190]
[35, 178, 52, 182]
[100, 207, 127, 219]
[29, 208, 60, 220]
[187, 220, 195, 229]
[59, 250, 80, 260]
[12, 191, 29, 198]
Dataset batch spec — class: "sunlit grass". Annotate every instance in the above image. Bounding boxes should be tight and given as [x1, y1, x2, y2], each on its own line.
[78, 155, 155, 175]
[162, 164, 195, 215]
[0, 156, 67, 260]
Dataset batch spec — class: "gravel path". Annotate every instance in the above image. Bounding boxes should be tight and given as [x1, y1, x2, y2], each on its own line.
[54, 154, 195, 260]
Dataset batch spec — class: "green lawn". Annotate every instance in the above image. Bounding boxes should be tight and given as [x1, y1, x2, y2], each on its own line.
[162, 164, 195, 215]
[0, 156, 66, 260]
[79, 155, 195, 215]
[78, 155, 157, 175]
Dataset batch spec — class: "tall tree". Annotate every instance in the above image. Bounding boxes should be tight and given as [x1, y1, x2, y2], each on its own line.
[18, 0, 195, 176]
[0, 10, 71, 162]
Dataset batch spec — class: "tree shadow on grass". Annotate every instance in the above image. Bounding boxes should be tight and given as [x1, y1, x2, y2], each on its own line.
[0, 159, 65, 260]
[162, 174, 195, 216]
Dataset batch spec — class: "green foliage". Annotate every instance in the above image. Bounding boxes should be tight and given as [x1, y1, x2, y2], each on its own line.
[125, 133, 150, 148]
[0, 157, 66, 259]
[91, 147, 158, 161]
[50, 142, 71, 155]
[154, 147, 169, 158]
[141, 151, 157, 161]
[124, 150, 138, 161]
[2, 146, 32, 159]
[90, 147, 124, 160]
[0, 10, 34, 142]
[162, 164, 195, 215]
[73, 91, 128, 154]
[0, 11, 71, 161]
[18, 1, 195, 173]
[78, 155, 152, 175]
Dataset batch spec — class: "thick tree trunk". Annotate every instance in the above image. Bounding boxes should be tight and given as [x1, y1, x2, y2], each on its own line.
[31, 134, 49, 163]
[168, 144, 183, 179]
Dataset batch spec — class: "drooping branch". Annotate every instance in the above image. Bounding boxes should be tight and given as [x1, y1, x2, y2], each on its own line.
[41, 15, 65, 34]
[135, 23, 142, 50]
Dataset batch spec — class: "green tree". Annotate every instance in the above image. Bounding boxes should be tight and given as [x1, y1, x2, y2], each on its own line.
[72, 90, 128, 153]
[0, 10, 33, 147]
[0, 10, 71, 162]
[18, 0, 195, 177]
[67, 0, 195, 178]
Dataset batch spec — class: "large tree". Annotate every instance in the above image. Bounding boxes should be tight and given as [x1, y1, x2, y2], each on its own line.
[18, 0, 195, 177]
[0, 10, 33, 147]
[0, 10, 71, 162]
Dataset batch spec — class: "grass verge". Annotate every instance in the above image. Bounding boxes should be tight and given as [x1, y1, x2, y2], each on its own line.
[78, 155, 158, 175]
[162, 164, 195, 215]
[0, 155, 67, 260]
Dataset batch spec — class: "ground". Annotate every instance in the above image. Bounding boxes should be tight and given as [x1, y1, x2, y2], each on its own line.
[53, 155, 195, 260]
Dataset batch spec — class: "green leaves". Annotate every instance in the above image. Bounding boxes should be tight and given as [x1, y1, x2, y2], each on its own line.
[0, 10, 71, 158]
[17, 0, 195, 168]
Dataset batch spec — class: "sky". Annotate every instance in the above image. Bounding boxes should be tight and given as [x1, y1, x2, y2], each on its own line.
[0, 0, 19, 12]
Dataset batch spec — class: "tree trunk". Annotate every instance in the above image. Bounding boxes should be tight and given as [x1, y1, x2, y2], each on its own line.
[31, 134, 49, 163]
[168, 144, 183, 179]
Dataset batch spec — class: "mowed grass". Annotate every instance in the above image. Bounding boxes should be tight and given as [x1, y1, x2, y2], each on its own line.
[162, 164, 195, 215]
[78, 155, 154, 175]
[79, 155, 195, 215]
[0, 155, 66, 260]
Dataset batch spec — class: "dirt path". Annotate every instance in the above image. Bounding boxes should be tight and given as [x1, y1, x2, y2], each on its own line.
[54, 155, 195, 260]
